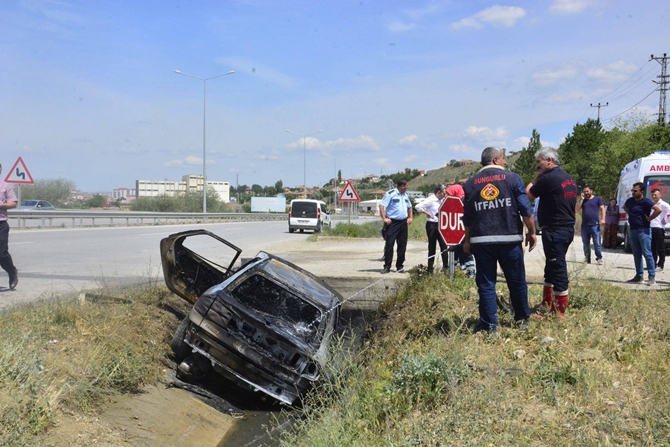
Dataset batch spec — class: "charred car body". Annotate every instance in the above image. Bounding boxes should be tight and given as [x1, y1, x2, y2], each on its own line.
[160, 229, 342, 405]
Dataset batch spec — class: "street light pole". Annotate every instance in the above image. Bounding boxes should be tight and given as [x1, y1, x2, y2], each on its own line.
[286, 129, 322, 199]
[175, 69, 235, 213]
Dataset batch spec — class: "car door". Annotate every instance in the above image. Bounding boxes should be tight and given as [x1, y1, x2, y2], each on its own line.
[160, 229, 242, 304]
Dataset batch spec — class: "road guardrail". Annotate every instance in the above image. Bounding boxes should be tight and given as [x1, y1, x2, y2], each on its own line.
[7, 210, 289, 229]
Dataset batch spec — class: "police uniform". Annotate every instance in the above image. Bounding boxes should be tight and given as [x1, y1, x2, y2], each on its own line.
[380, 188, 412, 271]
[463, 164, 533, 331]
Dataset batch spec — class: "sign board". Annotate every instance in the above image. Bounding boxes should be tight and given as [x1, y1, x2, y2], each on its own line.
[338, 180, 360, 202]
[4, 156, 34, 184]
[250, 197, 286, 213]
[438, 196, 465, 246]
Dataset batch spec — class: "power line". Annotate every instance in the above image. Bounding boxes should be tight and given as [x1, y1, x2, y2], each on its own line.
[597, 60, 654, 103]
[602, 87, 658, 123]
[650, 53, 669, 125]
[605, 65, 660, 103]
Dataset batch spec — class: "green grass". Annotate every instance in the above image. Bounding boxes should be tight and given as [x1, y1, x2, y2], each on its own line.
[310, 214, 428, 241]
[278, 271, 670, 446]
[0, 284, 178, 447]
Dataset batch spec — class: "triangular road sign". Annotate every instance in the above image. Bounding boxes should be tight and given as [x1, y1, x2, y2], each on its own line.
[4, 156, 35, 184]
[338, 180, 360, 202]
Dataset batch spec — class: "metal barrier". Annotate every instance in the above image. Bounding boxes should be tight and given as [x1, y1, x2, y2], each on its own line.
[7, 210, 288, 229]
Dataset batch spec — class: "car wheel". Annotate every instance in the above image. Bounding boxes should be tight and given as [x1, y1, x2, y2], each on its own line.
[289, 227, 295, 233]
[171, 318, 191, 363]
[624, 227, 632, 253]
[315, 222, 322, 233]
[300, 229, 304, 233]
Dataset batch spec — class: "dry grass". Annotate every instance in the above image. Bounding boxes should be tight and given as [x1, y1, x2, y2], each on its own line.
[279, 270, 670, 446]
[0, 283, 180, 447]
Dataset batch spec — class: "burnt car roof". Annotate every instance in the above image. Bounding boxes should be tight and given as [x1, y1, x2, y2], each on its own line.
[160, 229, 342, 310]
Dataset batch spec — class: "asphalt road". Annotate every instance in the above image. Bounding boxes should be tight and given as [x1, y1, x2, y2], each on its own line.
[0, 221, 311, 310]
[0, 217, 376, 310]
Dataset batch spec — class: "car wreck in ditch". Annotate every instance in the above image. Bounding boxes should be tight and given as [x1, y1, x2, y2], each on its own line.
[160, 229, 343, 405]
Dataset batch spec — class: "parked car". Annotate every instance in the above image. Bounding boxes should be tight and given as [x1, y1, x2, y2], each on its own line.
[160, 229, 343, 405]
[288, 199, 331, 233]
[19, 200, 55, 210]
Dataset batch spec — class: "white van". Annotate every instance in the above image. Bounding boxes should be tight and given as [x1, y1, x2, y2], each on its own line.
[288, 199, 332, 233]
[615, 151, 670, 252]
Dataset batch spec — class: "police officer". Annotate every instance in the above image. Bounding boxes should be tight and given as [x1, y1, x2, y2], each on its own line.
[379, 179, 413, 274]
[463, 147, 536, 333]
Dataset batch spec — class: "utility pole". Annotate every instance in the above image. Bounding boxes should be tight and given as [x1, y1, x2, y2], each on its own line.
[236, 173, 240, 204]
[590, 102, 608, 121]
[651, 53, 669, 126]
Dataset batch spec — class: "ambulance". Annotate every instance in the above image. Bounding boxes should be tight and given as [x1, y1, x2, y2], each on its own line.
[615, 151, 670, 252]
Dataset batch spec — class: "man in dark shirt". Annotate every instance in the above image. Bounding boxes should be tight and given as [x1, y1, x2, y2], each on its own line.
[526, 147, 577, 318]
[623, 182, 662, 285]
[576, 185, 605, 264]
[463, 147, 536, 334]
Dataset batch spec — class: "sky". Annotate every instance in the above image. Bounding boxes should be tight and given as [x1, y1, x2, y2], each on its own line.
[1, 0, 670, 193]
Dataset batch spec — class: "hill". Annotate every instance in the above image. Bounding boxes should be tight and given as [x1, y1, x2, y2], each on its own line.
[408, 152, 522, 190]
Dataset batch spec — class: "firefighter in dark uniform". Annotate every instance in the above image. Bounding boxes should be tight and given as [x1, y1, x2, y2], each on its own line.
[463, 147, 537, 333]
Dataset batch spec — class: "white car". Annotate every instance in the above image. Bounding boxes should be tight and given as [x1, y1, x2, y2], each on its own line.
[288, 199, 332, 233]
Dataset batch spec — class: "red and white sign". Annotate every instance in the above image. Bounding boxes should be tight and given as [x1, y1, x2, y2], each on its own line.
[338, 180, 360, 202]
[438, 196, 465, 246]
[4, 156, 34, 184]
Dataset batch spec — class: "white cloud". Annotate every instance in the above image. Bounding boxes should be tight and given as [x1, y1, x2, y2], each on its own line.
[449, 144, 477, 153]
[402, 154, 417, 163]
[165, 156, 215, 167]
[549, 0, 596, 15]
[388, 20, 415, 32]
[118, 147, 139, 154]
[531, 63, 582, 86]
[512, 136, 557, 150]
[542, 91, 585, 103]
[587, 61, 638, 84]
[403, 3, 444, 20]
[463, 126, 509, 141]
[285, 136, 323, 150]
[452, 5, 527, 30]
[398, 135, 418, 146]
[323, 135, 381, 151]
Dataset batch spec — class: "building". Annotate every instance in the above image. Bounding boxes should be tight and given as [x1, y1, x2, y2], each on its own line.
[135, 174, 230, 202]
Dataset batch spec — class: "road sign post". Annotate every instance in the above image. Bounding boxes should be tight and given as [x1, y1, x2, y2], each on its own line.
[4, 156, 35, 204]
[338, 180, 360, 224]
[438, 196, 465, 280]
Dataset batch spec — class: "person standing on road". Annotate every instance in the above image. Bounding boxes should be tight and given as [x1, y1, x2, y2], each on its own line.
[526, 147, 577, 318]
[650, 188, 669, 272]
[463, 147, 537, 333]
[415, 185, 449, 273]
[624, 183, 662, 285]
[576, 185, 605, 264]
[0, 164, 19, 290]
[602, 199, 619, 249]
[379, 179, 413, 274]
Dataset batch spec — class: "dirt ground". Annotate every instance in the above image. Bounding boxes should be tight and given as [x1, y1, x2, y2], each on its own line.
[42, 235, 667, 447]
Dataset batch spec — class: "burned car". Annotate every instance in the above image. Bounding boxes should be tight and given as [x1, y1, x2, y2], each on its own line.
[160, 229, 343, 405]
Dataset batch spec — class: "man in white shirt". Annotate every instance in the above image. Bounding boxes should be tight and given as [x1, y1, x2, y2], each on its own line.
[650, 188, 670, 271]
[415, 185, 448, 273]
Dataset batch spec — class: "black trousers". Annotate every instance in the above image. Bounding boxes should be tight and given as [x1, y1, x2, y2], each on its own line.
[651, 227, 666, 269]
[0, 220, 15, 275]
[383, 219, 408, 270]
[426, 221, 448, 270]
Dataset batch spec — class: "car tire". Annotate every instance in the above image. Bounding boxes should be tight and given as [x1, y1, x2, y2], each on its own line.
[171, 318, 191, 363]
[315, 222, 322, 233]
[289, 227, 295, 233]
[624, 227, 632, 253]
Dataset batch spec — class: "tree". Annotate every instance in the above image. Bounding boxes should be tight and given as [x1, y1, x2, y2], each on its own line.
[559, 119, 607, 187]
[511, 129, 541, 184]
[274, 180, 283, 193]
[85, 194, 107, 208]
[21, 178, 76, 206]
[251, 184, 263, 196]
[337, 169, 342, 183]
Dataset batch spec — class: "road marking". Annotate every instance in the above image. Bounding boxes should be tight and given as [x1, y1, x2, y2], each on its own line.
[9, 241, 34, 245]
